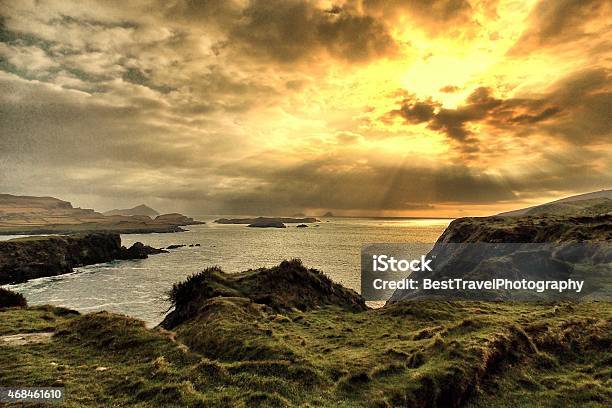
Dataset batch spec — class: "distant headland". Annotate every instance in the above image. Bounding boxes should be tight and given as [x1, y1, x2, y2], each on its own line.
[0, 194, 204, 235]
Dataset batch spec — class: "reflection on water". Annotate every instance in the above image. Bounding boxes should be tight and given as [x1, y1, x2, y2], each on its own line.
[6, 217, 449, 326]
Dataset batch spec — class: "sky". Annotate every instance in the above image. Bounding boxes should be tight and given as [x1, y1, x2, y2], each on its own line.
[0, 0, 610, 217]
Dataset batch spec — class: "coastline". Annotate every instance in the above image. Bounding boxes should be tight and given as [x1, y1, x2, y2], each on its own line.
[0, 233, 165, 285]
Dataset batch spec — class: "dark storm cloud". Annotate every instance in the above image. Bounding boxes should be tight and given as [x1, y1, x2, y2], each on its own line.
[510, 0, 610, 54]
[393, 99, 438, 124]
[211, 159, 518, 213]
[206, 144, 611, 214]
[227, 0, 397, 63]
[388, 68, 611, 149]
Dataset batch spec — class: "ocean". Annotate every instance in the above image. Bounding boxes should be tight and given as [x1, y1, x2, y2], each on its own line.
[5, 217, 450, 326]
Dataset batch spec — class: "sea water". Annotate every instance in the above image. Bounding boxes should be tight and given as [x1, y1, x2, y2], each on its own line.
[5, 217, 449, 326]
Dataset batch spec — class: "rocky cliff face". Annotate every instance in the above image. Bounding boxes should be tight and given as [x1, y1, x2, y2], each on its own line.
[0, 233, 165, 284]
[388, 214, 612, 303]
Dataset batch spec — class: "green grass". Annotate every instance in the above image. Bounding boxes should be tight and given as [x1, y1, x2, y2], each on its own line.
[1, 301, 610, 407]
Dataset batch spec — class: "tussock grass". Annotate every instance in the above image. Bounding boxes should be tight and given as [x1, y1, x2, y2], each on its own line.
[1, 262, 610, 406]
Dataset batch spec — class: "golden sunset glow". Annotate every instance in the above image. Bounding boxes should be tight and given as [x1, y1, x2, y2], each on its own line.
[1, 0, 610, 216]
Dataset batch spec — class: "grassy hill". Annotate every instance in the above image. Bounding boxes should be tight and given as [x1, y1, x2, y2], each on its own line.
[519, 198, 612, 217]
[1, 260, 610, 407]
[499, 190, 612, 217]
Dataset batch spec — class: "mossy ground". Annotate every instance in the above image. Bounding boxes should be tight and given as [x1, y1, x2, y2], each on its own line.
[1, 301, 610, 407]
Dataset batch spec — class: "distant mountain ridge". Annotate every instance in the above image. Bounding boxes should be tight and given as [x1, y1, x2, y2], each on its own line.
[498, 189, 612, 216]
[0, 194, 203, 234]
[104, 204, 160, 217]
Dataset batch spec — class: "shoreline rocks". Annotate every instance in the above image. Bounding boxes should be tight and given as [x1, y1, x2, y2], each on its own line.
[0, 233, 166, 285]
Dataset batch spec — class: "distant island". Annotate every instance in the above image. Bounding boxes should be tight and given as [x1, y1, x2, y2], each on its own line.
[247, 220, 287, 228]
[215, 216, 319, 225]
[0, 194, 204, 235]
[103, 204, 160, 217]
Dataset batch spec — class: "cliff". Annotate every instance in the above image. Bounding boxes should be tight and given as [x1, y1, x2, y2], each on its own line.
[0, 233, 165, 284]
[387, 214, 611, 303]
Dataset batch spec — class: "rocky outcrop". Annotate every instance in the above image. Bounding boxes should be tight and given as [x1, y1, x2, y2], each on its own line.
[166, 244, 186, 250]
[160, 259, 367, 330]
[0, 233, 166, 285]
[387, 214, 612, 303]
[0, 287, 27, 307]
[215, 217, 319, 225]
[248, 220, 286, 228]
[153, 213, 205, 226]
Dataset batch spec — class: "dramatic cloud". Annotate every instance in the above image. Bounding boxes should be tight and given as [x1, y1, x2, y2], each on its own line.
[229, 0, 397, 63]
[388, 68, 610, 153]
[510, 0, 611, 54]
[0, 0, 610, 216]
[361, 0, 476, 34]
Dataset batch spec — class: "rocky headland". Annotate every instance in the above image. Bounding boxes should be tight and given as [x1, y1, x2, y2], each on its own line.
[0, 194, 204, 235]
[0, 233, 166, 284]
[387, 213, 611, 303]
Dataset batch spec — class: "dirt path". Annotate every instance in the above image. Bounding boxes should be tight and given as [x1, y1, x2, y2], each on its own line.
[0, 332, 54, 346]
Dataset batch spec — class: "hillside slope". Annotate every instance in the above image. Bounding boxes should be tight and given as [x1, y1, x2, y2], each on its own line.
[1, 262, 610, 407]
[499, 189, 612, 216]
[104, 204, 160, 217]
